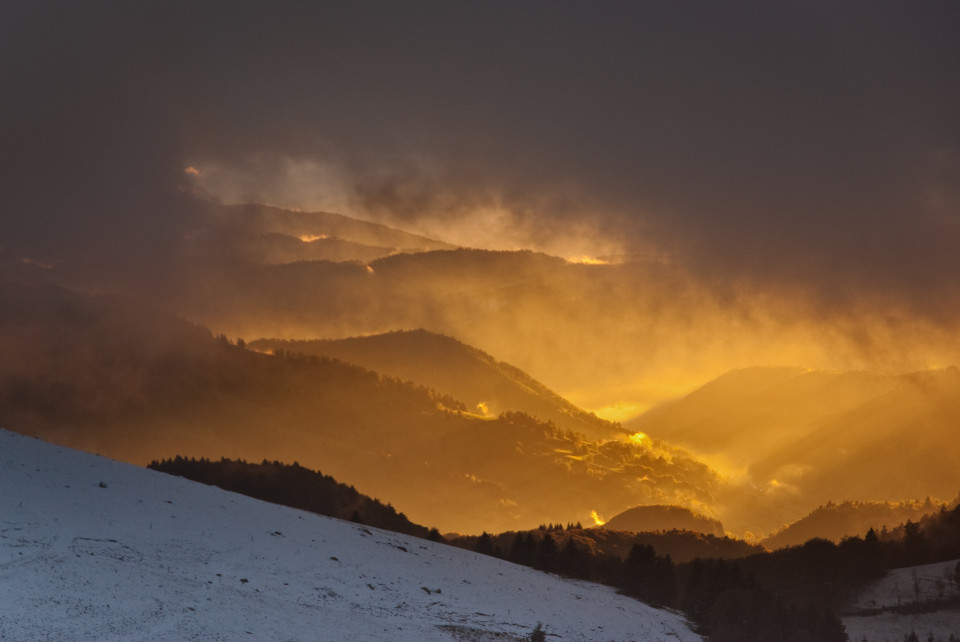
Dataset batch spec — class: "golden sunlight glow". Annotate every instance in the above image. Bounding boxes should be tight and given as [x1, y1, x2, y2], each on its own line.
[566, 255, 610, 265]
[593, 401, 647, 422]
[628, 432, 650, 447]
[476, 401, 489, 416]
[183, 166, 201, 176]
[590, 510, 606, 527]
[298, 233, 329, 243]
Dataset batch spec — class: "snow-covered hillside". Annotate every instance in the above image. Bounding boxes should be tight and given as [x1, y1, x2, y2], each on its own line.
[843, 558, 960, 641]
[0, 430, 700, 641]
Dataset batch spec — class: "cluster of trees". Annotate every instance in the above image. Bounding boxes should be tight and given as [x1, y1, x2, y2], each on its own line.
[467, 505, 960, 641]
[470, 529, 845, 641]
[453, 523, 761, 566]
[149, 456, 441, 541]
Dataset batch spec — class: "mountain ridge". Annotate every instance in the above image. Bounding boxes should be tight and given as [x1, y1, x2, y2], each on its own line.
[250, 329, 620, 440]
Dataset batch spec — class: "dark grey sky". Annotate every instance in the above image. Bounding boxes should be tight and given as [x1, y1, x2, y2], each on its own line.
[3, 1, 959, 316]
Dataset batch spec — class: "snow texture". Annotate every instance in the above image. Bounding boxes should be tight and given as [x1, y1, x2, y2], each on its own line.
[0, 430, 701, 641]
[843, 558, 960, 641]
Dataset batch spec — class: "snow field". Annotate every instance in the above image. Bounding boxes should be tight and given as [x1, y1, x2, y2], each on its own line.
[0, 430, 701, 641]
[843, 558, 960, 642]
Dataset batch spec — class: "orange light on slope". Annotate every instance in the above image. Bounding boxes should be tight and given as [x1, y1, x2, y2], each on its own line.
[590, 510, 606, 526]
[298, 233, 329, 242]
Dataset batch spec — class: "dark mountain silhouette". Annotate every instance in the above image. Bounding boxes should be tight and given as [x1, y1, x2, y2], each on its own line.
[0, 281, 722, 535]
[602, 505, 725, 537]
[249, 329, 620, 439]
[204, 202, 456, 260]
[761, 498, 948, 550]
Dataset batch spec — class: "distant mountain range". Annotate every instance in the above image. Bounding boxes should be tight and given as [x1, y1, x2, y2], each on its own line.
[628, 366, 960, 534]
[13, 198, 728, 415]
[4, 198, 959, 544]
[0, 281, 719, 535]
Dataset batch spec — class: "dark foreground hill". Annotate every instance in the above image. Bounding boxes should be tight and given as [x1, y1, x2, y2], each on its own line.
[149, 456, 439, 540]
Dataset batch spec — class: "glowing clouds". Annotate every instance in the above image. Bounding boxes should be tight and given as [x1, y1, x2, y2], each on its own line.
[179, 157, 355, 215]
[298, 233, 329, 243]
[590, 510, 606, 527]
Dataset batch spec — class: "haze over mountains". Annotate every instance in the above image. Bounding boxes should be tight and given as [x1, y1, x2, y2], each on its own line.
[3, 197, 958, 541]
[20, 199, 960, 420]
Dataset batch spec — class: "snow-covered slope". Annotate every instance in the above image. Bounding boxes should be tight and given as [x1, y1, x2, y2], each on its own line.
[843, 559, 960, 641]
[0, 430, 700, 641]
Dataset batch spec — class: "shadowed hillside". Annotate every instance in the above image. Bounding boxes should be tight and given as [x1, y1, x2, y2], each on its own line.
[250, 329, 620, 439]
[762, 498, 949, 550]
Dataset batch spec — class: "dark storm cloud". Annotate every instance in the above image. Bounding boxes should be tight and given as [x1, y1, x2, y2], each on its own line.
[3, 2, 959, 314]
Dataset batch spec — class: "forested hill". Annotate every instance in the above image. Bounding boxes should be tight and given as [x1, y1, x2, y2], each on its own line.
[149, 456, 438, 540]
[762, 498, 952, 550]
